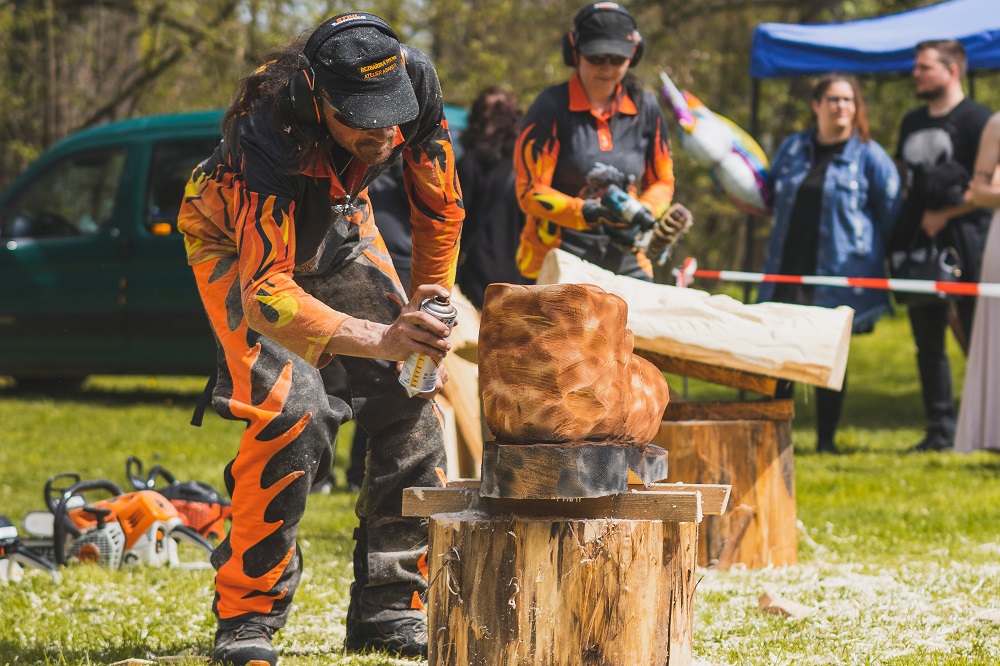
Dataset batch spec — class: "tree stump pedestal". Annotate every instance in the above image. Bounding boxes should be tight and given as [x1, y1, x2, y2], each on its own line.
[640, 351, 798, 569]
[403, 467, 730, 666]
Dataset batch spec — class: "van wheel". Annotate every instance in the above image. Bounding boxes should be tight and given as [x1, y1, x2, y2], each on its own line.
[13, 376, 87, 392]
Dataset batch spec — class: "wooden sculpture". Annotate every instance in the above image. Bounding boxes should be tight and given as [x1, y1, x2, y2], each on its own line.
[477, 283, 671, 498]
[405, 284, 731, 665]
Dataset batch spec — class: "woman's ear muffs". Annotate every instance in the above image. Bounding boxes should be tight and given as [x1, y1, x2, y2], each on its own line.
[561, 30, 579, 67]
[288, 12, 401, 126]
[560, 2, 643, 68]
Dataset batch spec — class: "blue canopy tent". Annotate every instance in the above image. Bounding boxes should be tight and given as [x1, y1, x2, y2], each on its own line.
[750, 0, 1000, 79]
[736, 0, 1000, 281]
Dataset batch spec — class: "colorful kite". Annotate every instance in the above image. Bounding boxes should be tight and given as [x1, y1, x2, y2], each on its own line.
[659, 71, 772, 217]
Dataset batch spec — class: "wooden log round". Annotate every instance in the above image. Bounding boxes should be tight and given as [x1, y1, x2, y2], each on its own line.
[427, 515, 697, 666]
[652, 405, 797, 569]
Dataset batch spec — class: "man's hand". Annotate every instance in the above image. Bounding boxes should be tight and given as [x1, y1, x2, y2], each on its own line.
[396, 356, 450, 399]
[328, 284, 453, 362]
[920, 209, 951, 237]
[604, 222, 644, 252]
[384, 284, 454, 360]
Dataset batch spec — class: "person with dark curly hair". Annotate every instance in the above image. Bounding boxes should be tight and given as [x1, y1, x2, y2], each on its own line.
[456, 86, 529, 308]
[176, 12, 463, 664]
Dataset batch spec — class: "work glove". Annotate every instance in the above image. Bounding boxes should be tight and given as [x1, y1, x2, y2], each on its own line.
[604, 221, 646, 253]
[581, 199, 621, 229]
[646, 203, 694, 266]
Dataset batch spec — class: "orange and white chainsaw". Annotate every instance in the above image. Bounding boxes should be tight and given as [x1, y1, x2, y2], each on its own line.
[21, 473, 213, 569]
[126, 456, 232, 541]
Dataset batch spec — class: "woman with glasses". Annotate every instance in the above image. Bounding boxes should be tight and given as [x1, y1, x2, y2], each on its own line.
[758, 73, 901, 453]
[513, 2, 676, 280]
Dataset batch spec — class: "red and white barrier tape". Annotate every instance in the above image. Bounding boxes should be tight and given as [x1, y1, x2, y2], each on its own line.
[672, 258, 1000, 298]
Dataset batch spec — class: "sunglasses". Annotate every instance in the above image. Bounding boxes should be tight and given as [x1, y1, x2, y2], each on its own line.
[583, 53, 629, 67]
[823, 96, 856, 106]
[322, 99, 366, 130]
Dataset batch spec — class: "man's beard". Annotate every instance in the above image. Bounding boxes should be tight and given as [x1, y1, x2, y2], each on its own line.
[352, 138, 395, 165]
[915, 83, 946, 101]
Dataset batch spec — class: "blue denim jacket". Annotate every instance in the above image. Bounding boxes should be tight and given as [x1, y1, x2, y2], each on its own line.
[758, 130, 901, 332]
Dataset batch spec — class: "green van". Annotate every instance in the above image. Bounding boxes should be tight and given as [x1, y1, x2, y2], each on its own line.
[0, 107, 467, 388]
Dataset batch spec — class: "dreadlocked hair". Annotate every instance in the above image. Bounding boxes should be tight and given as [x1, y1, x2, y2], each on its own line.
[221, 33, 337, 172]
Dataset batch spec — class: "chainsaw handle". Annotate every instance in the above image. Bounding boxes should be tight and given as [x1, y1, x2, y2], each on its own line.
[44, 473, 81, 513]
[51, 478, 124, 566]
[126, 456, 148, 490]
[61, 479, 125, 499]
[80, 504, 112, 529]
[146, 465, 178, 487]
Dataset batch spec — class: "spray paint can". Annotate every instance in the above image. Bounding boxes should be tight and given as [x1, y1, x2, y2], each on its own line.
[398, 295, 458, 398]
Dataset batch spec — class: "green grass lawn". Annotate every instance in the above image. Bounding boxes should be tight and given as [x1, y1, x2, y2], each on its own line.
[1, 311, 999, 665]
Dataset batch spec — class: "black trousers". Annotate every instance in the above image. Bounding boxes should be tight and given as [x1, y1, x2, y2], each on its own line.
[776, 374, 847, 447]
[907, 298, 976, 440]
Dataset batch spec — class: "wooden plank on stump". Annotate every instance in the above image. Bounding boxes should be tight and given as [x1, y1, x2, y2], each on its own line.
[537, 249, 852, 390]
[403, 487, 703, 523]
[629, 483, 731, 515]
[635, 348, 778, 396]
[663, 399, 795, 422]
[480, 441, 668, 499]
[427, 516, 696, 665]
[437, 479, 729, 515]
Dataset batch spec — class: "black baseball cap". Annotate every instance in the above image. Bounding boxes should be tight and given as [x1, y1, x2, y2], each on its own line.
[308, 14, 419, 129]
[575, 3, 638, 60]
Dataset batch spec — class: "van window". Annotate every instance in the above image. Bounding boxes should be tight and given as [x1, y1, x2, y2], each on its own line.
[146, 139, 219, 228]
[0, 148, 127, 239]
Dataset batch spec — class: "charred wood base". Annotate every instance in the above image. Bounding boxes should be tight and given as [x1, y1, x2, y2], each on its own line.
[479, 441, 669, 499]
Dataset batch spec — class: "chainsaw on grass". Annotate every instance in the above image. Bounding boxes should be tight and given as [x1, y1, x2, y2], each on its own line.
[20, 473, 214, 569]
[0, 514, 60, 582]
[126, 456, 232, 541]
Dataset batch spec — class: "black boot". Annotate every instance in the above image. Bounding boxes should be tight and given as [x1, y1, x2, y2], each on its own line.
[345, 616, 428, 658]
[213, 623, 277, 666]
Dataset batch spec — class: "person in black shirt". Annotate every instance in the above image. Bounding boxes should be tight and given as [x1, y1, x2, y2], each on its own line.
[456, 86, 529, 309]
[759, 74, 900, 453]
[893, 40, 993, 452]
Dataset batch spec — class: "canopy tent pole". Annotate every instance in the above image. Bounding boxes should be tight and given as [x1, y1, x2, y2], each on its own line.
[742, 77, 762, 304]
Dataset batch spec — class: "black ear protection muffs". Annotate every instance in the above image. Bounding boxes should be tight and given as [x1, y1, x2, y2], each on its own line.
[288, 12, 401, 126]
[560, 2, 643, 68]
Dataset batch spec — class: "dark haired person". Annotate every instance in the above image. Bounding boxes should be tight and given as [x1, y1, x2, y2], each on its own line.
[456, 86, 529, 309]
[514, 2, 684, 281]
[176, 12, 463, 664]
[893, 39, 992, 452]
[758, 74, 900, 453]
